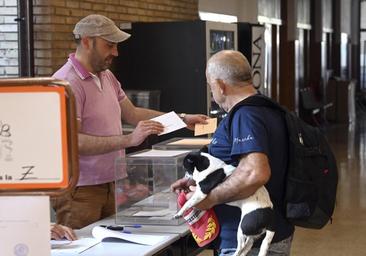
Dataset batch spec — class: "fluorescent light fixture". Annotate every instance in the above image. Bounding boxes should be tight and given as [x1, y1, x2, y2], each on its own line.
[199, 11, 238, 23]
[341, 33, 348, 44]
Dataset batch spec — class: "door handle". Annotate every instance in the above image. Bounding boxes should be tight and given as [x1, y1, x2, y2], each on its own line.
[14, 17, 25, 22]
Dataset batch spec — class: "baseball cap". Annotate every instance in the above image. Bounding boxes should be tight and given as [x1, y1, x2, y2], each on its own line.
[73, 14, 130, 43]
[177, 192, 220, 247]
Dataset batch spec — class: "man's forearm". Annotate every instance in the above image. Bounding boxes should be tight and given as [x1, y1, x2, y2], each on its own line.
[208, 167, 261, 205]
[125, 107, 164, 126]
[78, 133, 133, 155]
[205, 153, 270, 208]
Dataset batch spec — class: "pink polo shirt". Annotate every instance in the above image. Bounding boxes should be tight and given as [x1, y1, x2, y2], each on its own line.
[53, 53, 126, 186]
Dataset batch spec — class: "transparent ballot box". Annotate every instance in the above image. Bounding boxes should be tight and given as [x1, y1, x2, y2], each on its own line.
[115, 149, 191, 225]
[152, 137, 212, 151]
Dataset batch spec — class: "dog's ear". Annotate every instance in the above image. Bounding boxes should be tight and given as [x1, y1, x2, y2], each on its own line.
[195, 154, 210, 172]
[184, 152, 211, 173]
[183, 151, 201, 174]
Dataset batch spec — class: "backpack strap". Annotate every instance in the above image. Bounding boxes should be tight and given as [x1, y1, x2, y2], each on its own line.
[229, 95, 313, 148]
[227, 94, 286, 132]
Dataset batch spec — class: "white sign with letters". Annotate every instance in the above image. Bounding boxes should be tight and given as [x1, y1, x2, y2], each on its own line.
[0, 86, 68, 189]
[251, 26, 265, 93]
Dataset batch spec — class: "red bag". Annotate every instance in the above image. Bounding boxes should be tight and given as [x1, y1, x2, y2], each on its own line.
[177, 192, 220, 247]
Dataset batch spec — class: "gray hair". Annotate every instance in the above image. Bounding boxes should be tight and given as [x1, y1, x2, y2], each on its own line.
[206, 50, 252, 84]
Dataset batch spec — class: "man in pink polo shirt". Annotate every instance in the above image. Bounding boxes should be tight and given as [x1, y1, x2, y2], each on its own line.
[53, 14, 208, 229]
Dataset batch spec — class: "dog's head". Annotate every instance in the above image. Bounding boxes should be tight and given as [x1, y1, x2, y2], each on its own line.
[183, 151, 209, 175]
[183, 151, 226, 179]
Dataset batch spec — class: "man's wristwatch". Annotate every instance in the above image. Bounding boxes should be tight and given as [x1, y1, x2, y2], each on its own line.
[178, 113, 186, 120]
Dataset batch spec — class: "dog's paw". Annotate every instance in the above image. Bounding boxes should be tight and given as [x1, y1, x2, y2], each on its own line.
[172, 213, 182, 219]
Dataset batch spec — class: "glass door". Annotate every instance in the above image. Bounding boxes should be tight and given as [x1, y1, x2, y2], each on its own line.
[361, 1, 366, 91]
[0, 0, 19, 77]
[17, 0, 34, 76]
[209, 30, 235, 57]
[0, 0, 33, 78]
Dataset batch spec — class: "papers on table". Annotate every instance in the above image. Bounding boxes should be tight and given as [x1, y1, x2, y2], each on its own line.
[0, 196, 50, 256]
[51, 238, 99, 255]
[151, 111, 186, 136]
[194, 118, 217, 136]
[130, 149, 190, 157]
[51, 225, 170, 255]
[50, 239, 72, 247]
[92, 226, 168, 246]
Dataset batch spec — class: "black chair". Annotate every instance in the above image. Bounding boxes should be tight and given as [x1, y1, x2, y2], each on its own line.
[300, 87, 333, 126]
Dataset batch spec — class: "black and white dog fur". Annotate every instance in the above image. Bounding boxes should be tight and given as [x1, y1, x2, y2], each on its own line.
[174, 152, 275, 256]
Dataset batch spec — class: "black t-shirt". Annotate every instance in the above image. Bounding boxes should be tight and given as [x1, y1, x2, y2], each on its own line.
[208, 104, 294, 249]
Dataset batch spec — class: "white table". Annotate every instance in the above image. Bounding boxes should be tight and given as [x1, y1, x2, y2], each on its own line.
[51, 216, 204, 256]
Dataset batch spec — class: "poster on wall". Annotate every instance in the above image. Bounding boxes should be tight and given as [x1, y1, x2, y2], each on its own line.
[251, 26, 265, 94]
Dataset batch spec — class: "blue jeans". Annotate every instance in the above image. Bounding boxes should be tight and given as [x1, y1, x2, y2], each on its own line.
[218, 235, 293, 256]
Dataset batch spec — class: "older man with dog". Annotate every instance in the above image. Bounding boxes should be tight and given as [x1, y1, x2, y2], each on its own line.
[171, 50, 294, 256]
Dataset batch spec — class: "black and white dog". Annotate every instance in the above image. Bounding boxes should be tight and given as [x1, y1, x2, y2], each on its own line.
[174, 152, 275, 256]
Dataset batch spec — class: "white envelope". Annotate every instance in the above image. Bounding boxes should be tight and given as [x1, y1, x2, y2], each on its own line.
[151, 111, 187, 136]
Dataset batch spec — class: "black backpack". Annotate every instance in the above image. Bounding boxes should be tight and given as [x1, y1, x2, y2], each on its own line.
[228, 94, 338, 229]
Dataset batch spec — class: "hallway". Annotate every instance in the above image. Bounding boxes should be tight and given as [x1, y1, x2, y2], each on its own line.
[291, 113, 366, 255]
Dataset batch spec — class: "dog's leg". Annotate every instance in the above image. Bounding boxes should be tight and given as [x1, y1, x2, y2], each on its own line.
[234, 236, 254, 256]
[257, 230, 275, 256]
[233, 216, 245, 256]
[174, 188, 206, 218]
[234, 215, 254, 256]
[233, 228, 246, 256]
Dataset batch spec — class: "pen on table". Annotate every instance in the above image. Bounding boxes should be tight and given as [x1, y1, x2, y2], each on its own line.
[99, 225, 124, 231]
[121, 224, 142, 233]
[99, 224, 142, 231]
[123, 224, 142, 228]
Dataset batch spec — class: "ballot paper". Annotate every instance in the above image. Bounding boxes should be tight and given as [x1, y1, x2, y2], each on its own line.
[51, 226, 170, 255]
[0, 196, 50, 256]
[151, 111, 186, 135]
[51, 238, 99, 255]
[50, 239, 72, 248]
[91, 226, 168, 246]
[194, 118, 217, 136]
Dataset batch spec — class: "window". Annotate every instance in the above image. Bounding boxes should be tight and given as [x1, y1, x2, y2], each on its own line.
[0, 0, 34, 78]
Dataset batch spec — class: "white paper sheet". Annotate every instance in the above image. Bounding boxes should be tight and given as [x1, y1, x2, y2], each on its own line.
[151, 111, 186, 135]
[51, 238, 100, 255]
[91, 226, 168, 246]
[50, 239, 72, 248]
[0, 196, 50, 256]
[130, 149, 190, 157]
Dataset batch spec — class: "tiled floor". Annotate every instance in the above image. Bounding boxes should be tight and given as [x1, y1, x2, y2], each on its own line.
[199, 113, 366, 255]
